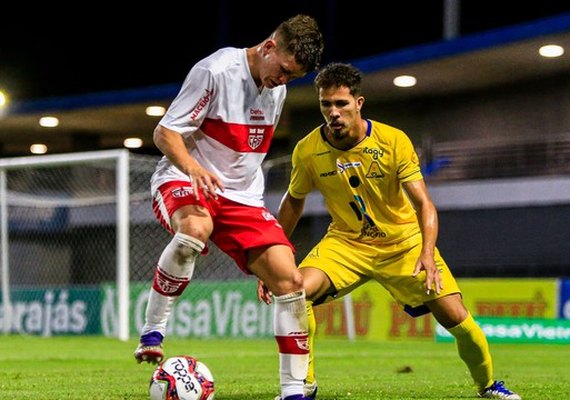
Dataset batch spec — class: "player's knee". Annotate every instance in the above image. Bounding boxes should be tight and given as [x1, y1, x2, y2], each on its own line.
[270, 270, 304, 296]
[300, 268, 330, 301]
[290, 269, 304, 292]
[172, 232, 205, 259]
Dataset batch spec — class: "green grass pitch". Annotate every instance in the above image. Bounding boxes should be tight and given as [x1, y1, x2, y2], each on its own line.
[0, 335, 568, 399]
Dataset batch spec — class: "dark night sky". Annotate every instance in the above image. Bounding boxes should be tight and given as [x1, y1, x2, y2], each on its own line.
[1, 0, 569, 102]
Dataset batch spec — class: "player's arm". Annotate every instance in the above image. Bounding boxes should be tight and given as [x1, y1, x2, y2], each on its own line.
[277, 192, 306, 237]
[153, 124, 224, 200]
[402, 179, 443, 295]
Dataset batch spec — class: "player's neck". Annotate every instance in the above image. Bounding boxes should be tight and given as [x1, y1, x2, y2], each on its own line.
[246, 46, 263, 89]
[326, 118, 367, 150]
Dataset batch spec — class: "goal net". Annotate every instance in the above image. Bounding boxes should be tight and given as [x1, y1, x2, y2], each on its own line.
[0, 150, 263, 341]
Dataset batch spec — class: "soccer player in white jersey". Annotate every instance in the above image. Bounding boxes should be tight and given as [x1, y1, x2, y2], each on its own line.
[134, 15, 324, 400]
[259, 63, 521, 400]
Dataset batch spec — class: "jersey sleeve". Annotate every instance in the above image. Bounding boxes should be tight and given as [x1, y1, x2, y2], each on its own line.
[288, 141, 314, 199]
[159, 64, 215, 137]
[396, 131, 423, 183]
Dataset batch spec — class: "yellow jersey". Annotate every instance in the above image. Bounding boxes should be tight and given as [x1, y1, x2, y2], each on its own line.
[289, 119, 423, 244]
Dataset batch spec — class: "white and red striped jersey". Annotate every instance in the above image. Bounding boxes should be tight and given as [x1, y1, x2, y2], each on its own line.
[151, 47, 286, 207]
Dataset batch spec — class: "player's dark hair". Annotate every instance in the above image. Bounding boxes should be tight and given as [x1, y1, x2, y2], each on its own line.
[314, 62, 362, 97]
[274, 14, 324, 72]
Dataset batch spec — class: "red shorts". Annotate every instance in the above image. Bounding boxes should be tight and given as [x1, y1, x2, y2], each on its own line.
[152, 180, 294, 274]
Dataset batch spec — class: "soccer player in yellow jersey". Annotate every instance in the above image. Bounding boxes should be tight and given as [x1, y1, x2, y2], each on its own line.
[259, 62, 521, 400]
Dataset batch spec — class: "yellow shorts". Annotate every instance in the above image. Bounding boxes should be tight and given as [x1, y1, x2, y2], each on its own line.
[299, 231, 461, 317]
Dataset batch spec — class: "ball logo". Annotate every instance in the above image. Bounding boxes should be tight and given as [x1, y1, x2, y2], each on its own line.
[150, 355, 215, 400]
[171, 358, 200, 395]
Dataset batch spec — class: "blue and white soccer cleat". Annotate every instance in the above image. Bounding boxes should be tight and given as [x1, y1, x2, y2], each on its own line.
[134, 331, 164, 364]
[275, 381, 318, 400]
[478, 380, 521, 400]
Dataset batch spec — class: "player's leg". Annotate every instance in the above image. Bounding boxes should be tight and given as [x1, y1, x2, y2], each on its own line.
[428, 295, 521, 399]
[304, 299, 318, 398]
[211, 199, 311, 399]
[249, 244, 309, 400]
[428, 294, 493, 389]
[295, 235, 373, 399]
[299, 267, 335, 398]
[379, 236, 521, 399]
[135, 182, 212, 364]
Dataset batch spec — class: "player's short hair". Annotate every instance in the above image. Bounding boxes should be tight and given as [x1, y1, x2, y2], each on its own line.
[273, 14, 324, 72]
[314, 62, 362, 97]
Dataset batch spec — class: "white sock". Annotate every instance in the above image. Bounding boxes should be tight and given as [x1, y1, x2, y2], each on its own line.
[142, 233, 204, 336]
[274, 290, 309, 398]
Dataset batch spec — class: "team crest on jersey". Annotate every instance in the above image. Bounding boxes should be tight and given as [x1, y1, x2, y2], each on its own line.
[249, 127, 265, 150]
[366, 162, 384, 178]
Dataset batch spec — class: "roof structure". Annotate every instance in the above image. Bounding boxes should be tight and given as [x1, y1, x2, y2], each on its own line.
[1, 13, 569, 157]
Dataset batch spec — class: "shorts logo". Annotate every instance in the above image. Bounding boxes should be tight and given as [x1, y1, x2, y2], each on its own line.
[249, 127, 265, 150]
[171, 186, 194, 198]
[262, 210, 276, 221]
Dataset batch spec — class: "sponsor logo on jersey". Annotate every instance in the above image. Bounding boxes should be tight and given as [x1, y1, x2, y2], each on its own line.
[250, 108, 265, 121]
[319, 170, 337, 177]
[248, 127, 265, 150]
[171, 186, 194, 198]
[359, 222, 387, 239]
[336, 160, 362, 173]
[190, 89, 214, 120]
[363, 146, 384, 159]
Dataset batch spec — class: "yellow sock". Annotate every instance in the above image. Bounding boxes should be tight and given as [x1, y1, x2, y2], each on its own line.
[447, 313, 494, 392]
[305, 300, 316, 385]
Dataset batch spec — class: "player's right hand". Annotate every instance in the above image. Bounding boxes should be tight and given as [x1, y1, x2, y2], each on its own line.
[188, 166, 224, 201]
[257, 280, 273, 305]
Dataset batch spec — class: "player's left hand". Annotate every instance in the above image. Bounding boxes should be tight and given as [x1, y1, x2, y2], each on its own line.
[257, 280, 273, 305]
[412, 252, 443, 295]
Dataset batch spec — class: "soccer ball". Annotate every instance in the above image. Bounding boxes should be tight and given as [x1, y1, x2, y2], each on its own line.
[149, 355, 215, 400]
